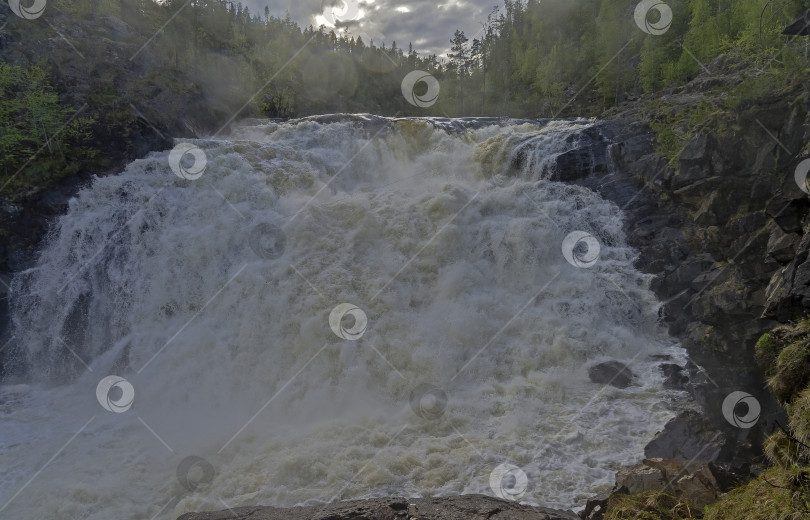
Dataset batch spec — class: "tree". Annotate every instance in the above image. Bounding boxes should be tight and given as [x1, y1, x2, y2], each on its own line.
[448, 30, 470, 113]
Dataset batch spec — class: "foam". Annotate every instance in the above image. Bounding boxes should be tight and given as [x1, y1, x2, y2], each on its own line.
[0, 117, 685, 519]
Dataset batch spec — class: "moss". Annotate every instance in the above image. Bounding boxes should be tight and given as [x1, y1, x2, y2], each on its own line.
[768, 341, 810, 404]
[764, 430, 804, 468]
[604, 491, 699, 519]
[756, 333, 779, 368]
[703, 467, 810, 520]
[646, 99, 724, 170]
[788, 387, 810, 447]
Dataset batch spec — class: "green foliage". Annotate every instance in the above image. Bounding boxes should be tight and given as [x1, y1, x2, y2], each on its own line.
[703, 466, 810, 520]
[639, 0, 809, 94]
[604, 490, 698, 519]
[757, 332, 779, 364]
[20, 0, 810, 122]
[764, 430, 804, 467]
[746, 320, 810, 516]
[788, 387, 810, 447]
[757, 321, 810, 403]
[727, 50, 808, 110]
[646, 100, 721, 168]
[0, 62, 95, 196]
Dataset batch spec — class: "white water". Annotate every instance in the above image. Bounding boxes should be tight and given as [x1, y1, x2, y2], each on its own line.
[0, 116, 686, 519]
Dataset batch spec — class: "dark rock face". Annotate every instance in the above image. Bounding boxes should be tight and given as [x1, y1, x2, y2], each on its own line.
[580, 493, 609, 520]
[177, 495, 580, 520]
[765, 231, 810, 321]
[659, 363, 689, 390]
[549, 128, 610, 182]
[644, 411, 725, 465]
[576, 113, 794, 476]
[587, 361, 635, 388]
[562, 68, 810, 506]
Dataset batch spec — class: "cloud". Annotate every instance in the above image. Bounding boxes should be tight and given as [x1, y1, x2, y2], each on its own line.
[244, 0, 498, 58]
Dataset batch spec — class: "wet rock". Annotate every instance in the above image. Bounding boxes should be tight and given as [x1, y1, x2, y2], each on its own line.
[177, 495, 581, 520]
[551, 140, 610, 182]
[644, 410, 725, 466]
[660, 363, 689, 390]
[764, 231, 810, 321]
[579, 493, 609, 520]
[587, 361, 635, 389]
[767, 224, 800, 264]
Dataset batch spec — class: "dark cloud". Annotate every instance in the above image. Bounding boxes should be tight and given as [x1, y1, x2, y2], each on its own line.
[245, 1, 499, 58]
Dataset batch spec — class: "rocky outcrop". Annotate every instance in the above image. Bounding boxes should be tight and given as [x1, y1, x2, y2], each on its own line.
[575, 113, 786, 483]
[561, 54, 810, 515]
[570, 64, 809, 476]
[613, 458, 721, 510]
[177, 495, 580, 520]
[643, 411, 726, 467]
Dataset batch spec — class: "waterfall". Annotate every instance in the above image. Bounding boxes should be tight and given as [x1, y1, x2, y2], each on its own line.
[0, 116, 685, 519]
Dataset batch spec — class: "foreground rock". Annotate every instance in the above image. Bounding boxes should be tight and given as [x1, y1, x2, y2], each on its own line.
[614, 458, 720, 510]
[644, 410, 726, 465]
[177, 495, 580, 520]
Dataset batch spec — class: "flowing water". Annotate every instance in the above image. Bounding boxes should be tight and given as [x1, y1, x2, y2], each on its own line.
[0, 116, 686, 519]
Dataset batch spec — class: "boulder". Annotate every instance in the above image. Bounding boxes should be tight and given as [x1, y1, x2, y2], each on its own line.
[587, 361, 635, 388]
[644, 410, 725, 465]
[613, 458, 720, 510]
[580, 493, 609, 520]
[647, 459, 721, 510]
[614, 464, 666, 494]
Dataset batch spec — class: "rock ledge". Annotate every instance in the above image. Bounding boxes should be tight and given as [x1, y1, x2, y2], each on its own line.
[177, 495, 580, 520]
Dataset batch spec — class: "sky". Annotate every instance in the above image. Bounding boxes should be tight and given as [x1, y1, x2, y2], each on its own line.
[246, 0, 501, 58]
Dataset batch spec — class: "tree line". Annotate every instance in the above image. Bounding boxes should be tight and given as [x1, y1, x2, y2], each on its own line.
[47, 0, 810, 118]
[2, 0, 810, 194]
